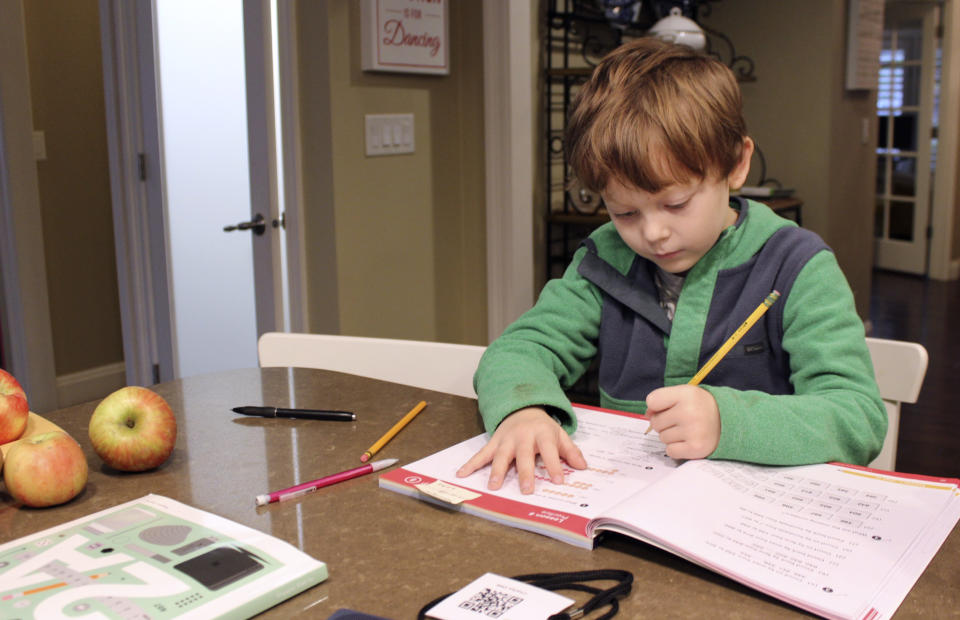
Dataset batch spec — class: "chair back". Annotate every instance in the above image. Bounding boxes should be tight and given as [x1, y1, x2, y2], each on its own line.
[259, 334, 928, 466]
[258, 332, 486, 398]
[865, 337, 928, 471]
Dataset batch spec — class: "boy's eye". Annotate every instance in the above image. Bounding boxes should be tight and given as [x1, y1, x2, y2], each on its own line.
[610, 210, 638, 219]
[664, 200, 689, 210]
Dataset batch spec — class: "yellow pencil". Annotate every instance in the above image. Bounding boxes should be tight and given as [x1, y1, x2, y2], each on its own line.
[360, 400, 428, 462]
[646, 290, 780, 433]
[689, 290, 781, 386]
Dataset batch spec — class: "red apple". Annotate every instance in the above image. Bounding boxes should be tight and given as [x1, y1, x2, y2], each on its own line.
[0, 368, 29, 444]
[3, 430, 88, 507]
[88, 386, 177, 471]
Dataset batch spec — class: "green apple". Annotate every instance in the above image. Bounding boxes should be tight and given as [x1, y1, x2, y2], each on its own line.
[4, 430, 88, 507]
[89, 386, 177, 472]
[0, 368, 29, 444]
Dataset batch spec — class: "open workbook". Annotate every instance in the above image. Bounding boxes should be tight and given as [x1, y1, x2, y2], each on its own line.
[380, 404, 960, 620]
[0, 494, 327, 619]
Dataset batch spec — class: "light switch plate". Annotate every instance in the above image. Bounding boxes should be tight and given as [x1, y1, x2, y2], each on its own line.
[365, 114, 414, 156]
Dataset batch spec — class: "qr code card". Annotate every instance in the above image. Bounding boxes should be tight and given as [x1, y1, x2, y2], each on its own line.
[426, 573, 573, 620]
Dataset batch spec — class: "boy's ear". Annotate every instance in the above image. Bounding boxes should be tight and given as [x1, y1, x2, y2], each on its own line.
[728, 137, 754, 190]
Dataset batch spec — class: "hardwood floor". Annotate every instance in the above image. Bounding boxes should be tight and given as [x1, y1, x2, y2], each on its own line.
[869, 269, 960, 477]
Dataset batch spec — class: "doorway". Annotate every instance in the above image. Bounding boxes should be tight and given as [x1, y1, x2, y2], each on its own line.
[874, 2, 939, 274]
[102, 0, 305, 383]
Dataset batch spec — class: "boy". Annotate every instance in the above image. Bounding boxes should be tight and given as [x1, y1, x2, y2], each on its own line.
[458, 38, 886, 494]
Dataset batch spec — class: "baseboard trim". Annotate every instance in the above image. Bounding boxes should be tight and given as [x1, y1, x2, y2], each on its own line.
[56, 361, 126, 408]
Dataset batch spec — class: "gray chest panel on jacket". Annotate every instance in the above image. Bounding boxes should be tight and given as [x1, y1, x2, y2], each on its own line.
[577, 226, 829, 401]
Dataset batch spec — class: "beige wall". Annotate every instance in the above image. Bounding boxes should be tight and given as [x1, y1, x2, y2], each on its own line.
[702, 0, 877, 316]
[298, 1, 487, 344]
[23, 0, 124, 375]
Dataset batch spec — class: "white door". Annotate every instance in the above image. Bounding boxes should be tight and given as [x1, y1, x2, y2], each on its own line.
[874, 2, 939, 274]
[153, 0, 280, 378]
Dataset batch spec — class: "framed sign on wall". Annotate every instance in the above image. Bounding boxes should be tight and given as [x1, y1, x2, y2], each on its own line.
[361, 0, 449, 75]
[846, 0, 884, 90]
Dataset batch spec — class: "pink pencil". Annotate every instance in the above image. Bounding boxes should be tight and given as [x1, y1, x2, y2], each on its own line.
[255, 459, 398, 506]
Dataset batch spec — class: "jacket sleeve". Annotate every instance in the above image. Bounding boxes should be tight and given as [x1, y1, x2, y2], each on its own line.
[707, 251, 887, 466]
[474, 247, 604, 435]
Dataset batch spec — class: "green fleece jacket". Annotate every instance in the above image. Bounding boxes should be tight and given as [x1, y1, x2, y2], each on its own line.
[474, 201, 886, 466]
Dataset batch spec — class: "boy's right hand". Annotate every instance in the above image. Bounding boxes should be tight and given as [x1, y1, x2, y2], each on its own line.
[456, 407, 587, 494]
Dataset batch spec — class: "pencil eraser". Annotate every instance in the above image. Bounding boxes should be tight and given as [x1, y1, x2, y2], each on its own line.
[360, 453, 370, 463]
[255, 494, 270, 506]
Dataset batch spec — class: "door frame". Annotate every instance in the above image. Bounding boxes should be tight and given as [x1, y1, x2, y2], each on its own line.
[243, 0, 283, 337]
[275, 0, 309, 333]
[99, 0, 174, 385]
[930, 0, 960, 280]
[483, 0, 536, 340]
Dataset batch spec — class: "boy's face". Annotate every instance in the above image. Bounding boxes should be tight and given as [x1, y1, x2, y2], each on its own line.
[601, 140, 753, 274]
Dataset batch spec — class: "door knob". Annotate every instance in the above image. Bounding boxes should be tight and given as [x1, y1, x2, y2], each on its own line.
[223, 213, 266, 235]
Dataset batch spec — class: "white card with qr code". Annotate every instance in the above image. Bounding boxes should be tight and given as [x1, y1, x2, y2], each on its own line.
[426, 572, 573, 620]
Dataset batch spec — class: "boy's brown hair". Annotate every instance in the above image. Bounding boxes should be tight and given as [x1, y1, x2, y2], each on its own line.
[565, 38, 747, 194]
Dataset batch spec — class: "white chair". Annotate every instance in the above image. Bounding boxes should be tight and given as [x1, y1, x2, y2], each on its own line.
[257, 332, 486, 398]
[865, 337, 928, 471]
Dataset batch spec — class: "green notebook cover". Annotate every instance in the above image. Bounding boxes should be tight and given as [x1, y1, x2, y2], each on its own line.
[0, 494, 327, 619]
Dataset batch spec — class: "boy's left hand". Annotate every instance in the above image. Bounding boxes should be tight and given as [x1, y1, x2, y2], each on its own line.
[645, 385, 721, 459]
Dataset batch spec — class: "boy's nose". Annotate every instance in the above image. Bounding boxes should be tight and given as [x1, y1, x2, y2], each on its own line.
[641, 217, 670, 244]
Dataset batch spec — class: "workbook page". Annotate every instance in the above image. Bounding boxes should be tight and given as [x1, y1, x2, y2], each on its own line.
[396, 405, 679, 521]
[865, 484, 960, 616]
[595, 460, 960, 620]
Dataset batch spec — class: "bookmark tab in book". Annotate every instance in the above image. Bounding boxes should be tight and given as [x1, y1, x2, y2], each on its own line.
[416, 480, 482, 505]
[426, 573, 573, 620]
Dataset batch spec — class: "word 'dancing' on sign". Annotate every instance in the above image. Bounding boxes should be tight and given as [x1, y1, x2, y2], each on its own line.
[361, 0, 449, 75]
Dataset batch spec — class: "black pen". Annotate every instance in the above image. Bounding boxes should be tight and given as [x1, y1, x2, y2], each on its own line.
[232, 406, 356, 421]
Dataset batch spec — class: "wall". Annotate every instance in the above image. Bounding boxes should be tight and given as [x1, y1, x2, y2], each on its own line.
[22, 0, 124, 376]
[701, 0, 877, 316]
[297, 2, 488, 344]
[296, 2, 341, 337]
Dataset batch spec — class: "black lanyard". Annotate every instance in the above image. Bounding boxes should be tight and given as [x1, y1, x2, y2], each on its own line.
[417, 569, 634, 620]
